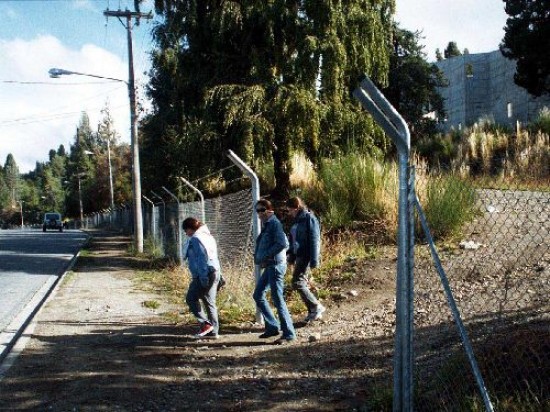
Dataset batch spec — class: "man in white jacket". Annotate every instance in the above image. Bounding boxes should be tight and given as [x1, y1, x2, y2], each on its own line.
[183, 217, 222, 339]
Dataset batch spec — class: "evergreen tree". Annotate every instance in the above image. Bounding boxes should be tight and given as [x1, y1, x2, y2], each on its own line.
[144, 0, 395, 197]
[500, 0, 550, 96]
[383, 27, 446, 143]
[0, 173, 9, 212]
[444, 41, 462, 59]
[95, 104, 132, 210]
[66, 113, 97, 218]
[3, 154, 20, 209]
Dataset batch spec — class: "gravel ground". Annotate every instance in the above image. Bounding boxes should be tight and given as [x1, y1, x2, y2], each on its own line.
[0, 231, 398, 412]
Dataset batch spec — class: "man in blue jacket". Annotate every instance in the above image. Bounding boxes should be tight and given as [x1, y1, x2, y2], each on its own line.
[286, 197, 325, 322]
[253, 199, 296, 344]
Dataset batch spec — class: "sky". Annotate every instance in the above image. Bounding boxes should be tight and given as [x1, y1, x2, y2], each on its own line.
[395, 0, 509, 60]
[0, 0, 509, 173]
[0, 0, 157, 173]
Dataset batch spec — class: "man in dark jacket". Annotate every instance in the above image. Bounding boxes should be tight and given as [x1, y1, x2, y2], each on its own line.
[286, 197, 325, 322]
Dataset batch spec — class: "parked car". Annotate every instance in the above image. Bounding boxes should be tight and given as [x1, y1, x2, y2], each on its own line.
[43, 212, 63, 232]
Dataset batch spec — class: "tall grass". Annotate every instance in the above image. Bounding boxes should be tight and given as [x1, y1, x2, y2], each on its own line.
[295, 152, 476, 240]
[302, 153, 398, 231]
[451, 117, 550, 184]
[420, 174, 478, 239]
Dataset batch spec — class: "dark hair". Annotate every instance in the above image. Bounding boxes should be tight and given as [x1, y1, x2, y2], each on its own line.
[286, 196, 305, 209]
[182, 217, 203, 231]
[256, 199, 273, 211]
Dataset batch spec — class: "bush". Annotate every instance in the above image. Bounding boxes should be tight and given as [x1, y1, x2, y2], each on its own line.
[421, 174, 477, 239]
[304, 153, 397, 231]
[528, 106, 550, 135]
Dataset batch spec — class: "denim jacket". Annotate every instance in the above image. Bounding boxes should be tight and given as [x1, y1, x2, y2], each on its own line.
[288, 209, 321, 268]
[184, 226, 221, 287]
[254, 214, 289, 267]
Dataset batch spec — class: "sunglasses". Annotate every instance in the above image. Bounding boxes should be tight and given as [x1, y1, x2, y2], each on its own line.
[256, 208, 267, 213]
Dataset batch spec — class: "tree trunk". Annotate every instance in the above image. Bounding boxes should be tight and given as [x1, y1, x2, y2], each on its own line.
[271, 129, 291, 200]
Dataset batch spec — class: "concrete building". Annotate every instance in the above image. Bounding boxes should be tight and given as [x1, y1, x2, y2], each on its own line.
[435, 50, 550, 131]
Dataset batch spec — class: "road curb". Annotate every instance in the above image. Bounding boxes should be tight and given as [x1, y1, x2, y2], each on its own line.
[0, 232, 91, 377]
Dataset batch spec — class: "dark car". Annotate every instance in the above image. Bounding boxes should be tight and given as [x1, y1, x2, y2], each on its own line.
[43, 212, 63, 232]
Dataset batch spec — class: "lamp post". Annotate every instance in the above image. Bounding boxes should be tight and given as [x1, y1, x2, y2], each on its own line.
[17, 200, 24, 229]
[49, 67, 144, 252]
[76, 172, 86, 228]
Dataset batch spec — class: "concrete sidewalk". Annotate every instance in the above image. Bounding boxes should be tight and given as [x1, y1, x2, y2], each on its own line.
[0, 230, 174, 409]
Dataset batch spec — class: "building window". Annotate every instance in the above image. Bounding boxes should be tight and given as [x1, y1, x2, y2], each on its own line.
[466, 63, 474, 78]
[507, 102, 513, 118]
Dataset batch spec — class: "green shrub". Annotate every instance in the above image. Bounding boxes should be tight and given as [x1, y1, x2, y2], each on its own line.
[528, 106, 550, 135]
[305, 153, 397, 230]
[422, 174, 477, 239]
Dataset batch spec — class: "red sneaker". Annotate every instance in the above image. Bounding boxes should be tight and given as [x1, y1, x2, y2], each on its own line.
[195, 322, 214, 337]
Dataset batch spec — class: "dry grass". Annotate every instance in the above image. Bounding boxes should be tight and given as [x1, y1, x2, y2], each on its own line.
[454, 127, 550, 183]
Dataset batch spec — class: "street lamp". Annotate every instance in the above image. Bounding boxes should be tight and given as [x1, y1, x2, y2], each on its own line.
[17, 200, 24, 229]
[49, 67, 144, 252]
[76, 172, 86, 228]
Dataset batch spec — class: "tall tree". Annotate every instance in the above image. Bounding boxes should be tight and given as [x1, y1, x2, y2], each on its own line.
[383, 27, 446, 143]
[65, 114, 97, 218]
[95, 104, 132, 210]
[3, 154, 20, 208]
[444, 41, 462, 59]
[0, 173, 9, 212]
[144, 0, 395, 198]
[500, 0, 550, 96]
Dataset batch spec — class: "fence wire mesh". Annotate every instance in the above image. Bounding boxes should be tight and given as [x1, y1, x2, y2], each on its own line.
[413, 173, 549, 411]
[85, 166, 548, 411]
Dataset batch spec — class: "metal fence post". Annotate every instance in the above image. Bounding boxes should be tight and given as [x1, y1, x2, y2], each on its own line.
[227, 149, 263, 324]
[178, 176, 206, 223]
[162, 186, 183, 266]
[353, 75, 412, 412]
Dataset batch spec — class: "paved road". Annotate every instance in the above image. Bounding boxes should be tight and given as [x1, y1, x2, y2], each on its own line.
[0, 229, 88, 360]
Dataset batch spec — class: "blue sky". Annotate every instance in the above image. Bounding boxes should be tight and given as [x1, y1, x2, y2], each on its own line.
[0, 0, 508, 173]
[395, 0, 508, 60]
[0, 0, 157, 173]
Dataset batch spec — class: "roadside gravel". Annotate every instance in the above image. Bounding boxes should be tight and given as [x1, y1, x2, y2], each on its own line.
[0, 230, 397, 412]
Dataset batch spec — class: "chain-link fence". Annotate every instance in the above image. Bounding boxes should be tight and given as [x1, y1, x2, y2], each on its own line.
[413, 174, 549, 411]
[88, 188, 256, 290]
[83, 169, 549, 410]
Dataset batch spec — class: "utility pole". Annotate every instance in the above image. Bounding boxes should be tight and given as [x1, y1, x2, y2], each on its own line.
[103, 7, 152, 253]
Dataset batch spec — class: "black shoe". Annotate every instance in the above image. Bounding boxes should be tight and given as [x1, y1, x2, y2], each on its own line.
[274, 336, 296, 345]
[204, 331, 219, 339]
[259, 330, 280, 339]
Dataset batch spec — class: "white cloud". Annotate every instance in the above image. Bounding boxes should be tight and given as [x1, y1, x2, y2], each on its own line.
[72, 0, 98, 12]
[0, 35, 135, 173]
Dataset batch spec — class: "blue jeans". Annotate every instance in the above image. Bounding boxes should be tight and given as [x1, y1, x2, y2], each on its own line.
[186, 275, 219, 334]
[292, 257, 321, 313]
[253, 264, 296, 339]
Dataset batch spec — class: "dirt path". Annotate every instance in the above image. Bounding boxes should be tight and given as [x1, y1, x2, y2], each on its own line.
[0, 230, 397, 412]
